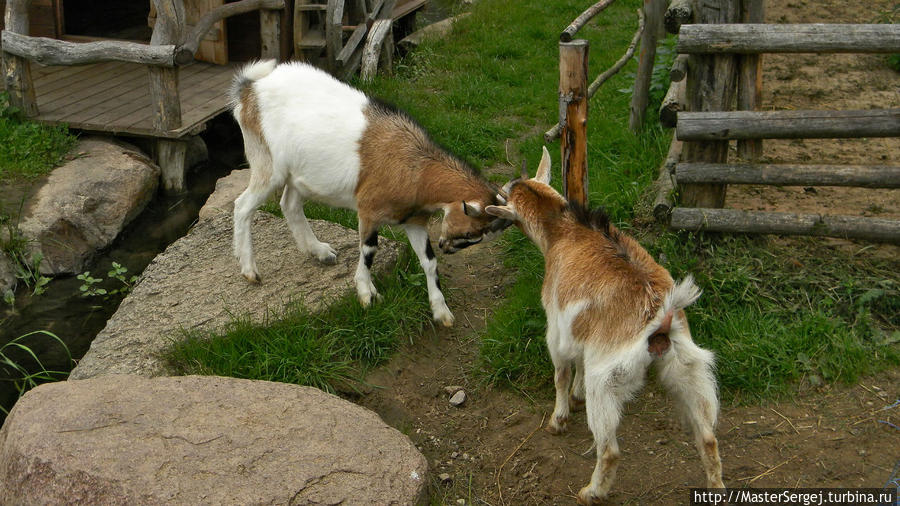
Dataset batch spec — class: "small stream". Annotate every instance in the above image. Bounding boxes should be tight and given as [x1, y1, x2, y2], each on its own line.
[0, 117, 242, 420]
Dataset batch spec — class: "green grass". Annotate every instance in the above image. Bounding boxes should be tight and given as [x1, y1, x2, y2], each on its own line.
[165, 254, 432, 392]
[1, 331, 72, 414]
[0, 92, 77, 181]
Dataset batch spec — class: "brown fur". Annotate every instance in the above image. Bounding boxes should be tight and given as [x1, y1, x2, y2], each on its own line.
[356, 104, 496, 232]
[238, 87, 273, 192]
[505, 180, 673, 348]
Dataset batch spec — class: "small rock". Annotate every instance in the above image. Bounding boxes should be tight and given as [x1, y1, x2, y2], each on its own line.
[456, 500, 466, 505]
[656, 438, 667, 445]
[443, 385, 464, 395]
[449, 390, 466, 407]
[451, 451, 459, 459]
[439, 473, 452, 484]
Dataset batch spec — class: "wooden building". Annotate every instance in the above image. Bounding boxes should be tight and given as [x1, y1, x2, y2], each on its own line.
[1, 0, 424, 191]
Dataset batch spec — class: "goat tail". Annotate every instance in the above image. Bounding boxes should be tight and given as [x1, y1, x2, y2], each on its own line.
[228, 60, 277, 109]
[664, 274, 702, 314]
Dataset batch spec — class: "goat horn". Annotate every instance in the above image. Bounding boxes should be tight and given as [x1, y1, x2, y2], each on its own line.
[520, 159, 528, 179]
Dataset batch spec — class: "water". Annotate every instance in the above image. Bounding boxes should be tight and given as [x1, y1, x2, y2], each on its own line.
[0, 117, 242, 420]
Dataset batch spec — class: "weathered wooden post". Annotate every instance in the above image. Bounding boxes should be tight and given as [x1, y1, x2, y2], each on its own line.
[559, 39, 589, 206]
[259, 5, 283, 60]
[629, 0, 665, 132]
[679, 0, 741, 208]
[736, 0, 764, 160]
[2, 0, 38, 116]
[150, 0, 187, 193]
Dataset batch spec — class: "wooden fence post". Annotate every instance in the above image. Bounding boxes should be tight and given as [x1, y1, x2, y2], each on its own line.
[736, 0, 764, 160]
[679, 0, 741, 208]
[2, 0, 38, 116]
[559, 40, 589, 206]
[150, 0, 188, 193]
[629, 0, 665, 131]
[259, 7, 283, 60]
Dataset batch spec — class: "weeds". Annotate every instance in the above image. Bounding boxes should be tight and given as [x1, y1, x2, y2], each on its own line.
[77, 262, 139, 298]
[0, 330, 72, 414]
[1, 204, 51, 304]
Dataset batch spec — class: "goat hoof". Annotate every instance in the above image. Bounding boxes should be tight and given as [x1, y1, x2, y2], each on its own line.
[546, 417, 568, 435]
[242, 271, 261, 284]
[314, 243, 338, 264]
[576, 487, 604, 505]
[434, 311, 454, 327]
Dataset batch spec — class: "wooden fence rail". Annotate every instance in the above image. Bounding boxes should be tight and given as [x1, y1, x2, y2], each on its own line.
[677, 23, 900, 54]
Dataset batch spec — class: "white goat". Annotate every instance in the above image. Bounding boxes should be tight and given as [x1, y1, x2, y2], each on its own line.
[485, 147, 725, 504]
[228, 60, 508, 326]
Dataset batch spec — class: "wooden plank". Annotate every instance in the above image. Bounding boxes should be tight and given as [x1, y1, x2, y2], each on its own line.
[679, 0, 740, 209]
[29, 60, 101, 88]
[37, 62, 140, 115]
[335, 23, 367, 66]
[32, 61, 120, 100]
[124, 64, 221, 129]
[675, 163, 900, 188]
[677, 109, 900, 141]
[670, 207, 900, 244]
[678, 24, 900, 54]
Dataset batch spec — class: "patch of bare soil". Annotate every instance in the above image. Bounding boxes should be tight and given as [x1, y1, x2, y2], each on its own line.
[355, 1, 900, 504]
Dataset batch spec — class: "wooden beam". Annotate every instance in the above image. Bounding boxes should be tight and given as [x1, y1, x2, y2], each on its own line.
[360, 18, 392, 81]
[736, 0, 764, 160]
[259, 7, 283, 60]
[183, 0, 284, 58]
[669, 53, 688, 82]
[679, 0, 741, 209]
[670, 208, 900, 245]
[2, 0, 38, 116]
[677, 24, 900, 54]
[659, 78, 685, 128]
[335, 23, 368, 66]
[675, 163, 900, 188]
[559, 0, 615, 42]
[652, 133, 681, 223]
[677, 109, 900, 141]
[2, 31, 180, 66]
[664, 0, 692, 34]
[326, 0, 345, 70]
[559, 39, 589, 207]
[629, 0, 665, 132]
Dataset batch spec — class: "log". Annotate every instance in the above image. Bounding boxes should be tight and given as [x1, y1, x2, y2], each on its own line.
[360, 18, 391, 81]
[158, 139, 189, 193]
[677, 109, 900, 141]
[679, 0, 741, 209]
[560, 0, 616, 42]
[559, 40, 589, 207]
[659, 78, 685, 128]
[677, 24, 900, 54]
[669, 53, 688, 82]
[1, 31, 180, 66]
[652, 133, 682, 223]
[670, 208, 900, 244]
[629, 0, 665, 132]
[675, 163, 900, 188]
[2, 0, 38, 116]
[736, 0, 764, 160]
[544, 9, 643, 142]
[664, 0, 692, 34]
[183, 0, 284, 57]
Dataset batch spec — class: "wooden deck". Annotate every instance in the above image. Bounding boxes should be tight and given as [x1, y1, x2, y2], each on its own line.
[30, 61, 235, 139]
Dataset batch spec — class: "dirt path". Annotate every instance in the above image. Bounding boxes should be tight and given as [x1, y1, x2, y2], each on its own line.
[356, 1, 899, 504]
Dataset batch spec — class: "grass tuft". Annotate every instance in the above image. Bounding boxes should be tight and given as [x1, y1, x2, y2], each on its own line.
[0, 92, 77, 181]
[166, 254, 432, 392]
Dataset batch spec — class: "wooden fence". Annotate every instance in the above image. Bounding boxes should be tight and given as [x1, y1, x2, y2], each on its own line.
[656, 0, 900, 244]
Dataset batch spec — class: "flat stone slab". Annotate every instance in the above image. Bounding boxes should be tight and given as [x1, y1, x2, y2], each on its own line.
[71, 211, 400, 379]
[0, 375, 427, 505]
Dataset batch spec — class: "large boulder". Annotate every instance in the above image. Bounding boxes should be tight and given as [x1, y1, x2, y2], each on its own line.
[70, 211, 401, 379]
[0, 375, 428, 505]
[197, 168, 250, 222]
[17, 137, 160, 275]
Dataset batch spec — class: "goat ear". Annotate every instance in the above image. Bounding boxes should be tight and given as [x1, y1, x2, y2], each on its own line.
[462, 200, 483, 217]
[485, 205, 517, 221]
[534, 146, 551, 184]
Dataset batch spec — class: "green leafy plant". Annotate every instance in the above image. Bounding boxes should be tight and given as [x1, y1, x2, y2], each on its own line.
[77, 261, 138, 298]
[0, 330, 72, 414]
[0, 91, 77, 181]
[2, 207, 51, 303]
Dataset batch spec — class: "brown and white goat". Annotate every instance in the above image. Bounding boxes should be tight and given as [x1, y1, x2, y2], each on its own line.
[486, 147, 724, 504]
[229, 60, 508, 326]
